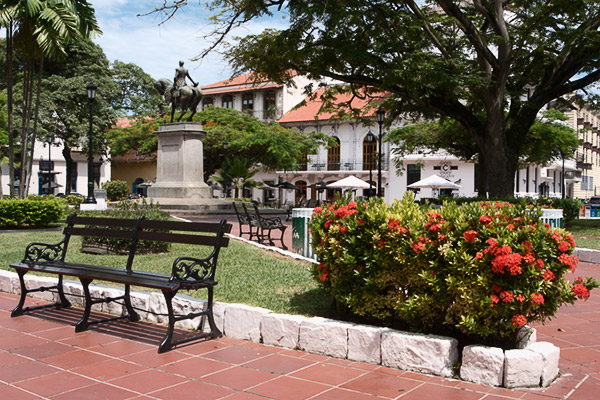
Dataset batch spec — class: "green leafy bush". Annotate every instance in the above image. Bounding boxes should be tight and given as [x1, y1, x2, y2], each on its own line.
[309, 194, 598, 347]
[64, 194, 84, 207]
[102, 180, 129, 201]
[0, 196, 66, 228]
[78, 198, 170, 254]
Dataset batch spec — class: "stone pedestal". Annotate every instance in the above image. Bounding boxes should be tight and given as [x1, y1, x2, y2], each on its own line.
[148, 122, 211, 200]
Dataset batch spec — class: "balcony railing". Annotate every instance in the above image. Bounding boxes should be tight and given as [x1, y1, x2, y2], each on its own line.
[290, 157, 390, 172]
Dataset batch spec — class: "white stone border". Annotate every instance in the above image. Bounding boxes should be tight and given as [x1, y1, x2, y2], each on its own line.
[0, 270, 559, 388]
[575, 248, 600, 264]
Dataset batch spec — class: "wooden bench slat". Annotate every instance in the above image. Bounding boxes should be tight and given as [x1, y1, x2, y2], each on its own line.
[137, 231, 229, 246]
[69, 216, 141, 228]
[140, 219, 232, 234]
[69, 227, 139, 240]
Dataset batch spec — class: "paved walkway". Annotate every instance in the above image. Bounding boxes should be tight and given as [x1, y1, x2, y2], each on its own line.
[1, 215, 598, 399]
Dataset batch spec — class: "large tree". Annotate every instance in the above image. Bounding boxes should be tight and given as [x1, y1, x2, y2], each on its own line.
[0, 0, 100, 197]
[149, 0, 600, 197]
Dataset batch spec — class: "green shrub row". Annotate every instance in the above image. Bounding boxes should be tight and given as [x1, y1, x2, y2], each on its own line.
[78, 199, 171, 254]
[423, 196, 583, 224]
[309, 194, 598, 347]
[0, 196, 65, 228]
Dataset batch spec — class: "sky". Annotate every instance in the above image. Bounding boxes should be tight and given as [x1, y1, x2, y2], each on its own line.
[89, 0, 286, 85]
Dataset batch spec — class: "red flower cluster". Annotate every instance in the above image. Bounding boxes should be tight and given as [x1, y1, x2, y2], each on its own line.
[479, 215, 493, 224]
[412, 236, 432, 254]
[491, 253, 523, 275]
[500, 290, 515, 303]
[316, 263, 329, 282]
[388, 218, 409, 235]
[558, 253, 578, 272]
[558, 241, 571, 253]
[541, 269, 555, 281]
[313, 206, 323, 215]
[573, 283, 590, 300]
[531, 293, 544, 305]
[463, 230, 478, 242]
[511, 314, 527, 328]
[424, 212, 445, 232]
[490, 294, 500, 306]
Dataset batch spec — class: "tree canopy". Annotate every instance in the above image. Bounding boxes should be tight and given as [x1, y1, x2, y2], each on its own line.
[148, 0, 600, 197]
[105, 107, 328, 180]
[388, 109, 580, 170]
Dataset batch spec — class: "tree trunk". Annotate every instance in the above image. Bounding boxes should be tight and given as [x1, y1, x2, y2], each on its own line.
[19, 62, 35, 198]
[479, 126, 518, 198]
[25, 59, 44, 196]
[6, 22, 15, 198]
[62, 146, 74, 195]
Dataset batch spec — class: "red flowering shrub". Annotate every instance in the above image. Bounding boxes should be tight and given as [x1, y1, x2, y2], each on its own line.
[309, 193, 599, 345]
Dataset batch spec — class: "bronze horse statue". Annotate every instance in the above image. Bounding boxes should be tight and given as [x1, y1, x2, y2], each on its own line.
[154, 78, 203, 122]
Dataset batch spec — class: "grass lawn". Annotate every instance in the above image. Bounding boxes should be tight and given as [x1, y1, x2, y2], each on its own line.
[0, 229, 333, 317]
[565, 219, 600, 250]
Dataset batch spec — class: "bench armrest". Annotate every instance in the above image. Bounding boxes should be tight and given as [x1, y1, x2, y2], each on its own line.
[169, 255, 216, 283]
[23, 239, 67, 263]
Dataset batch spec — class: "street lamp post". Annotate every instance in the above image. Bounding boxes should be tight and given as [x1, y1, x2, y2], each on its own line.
[45, 133, 53, 195]
[561, 151, 565, 199]
[366, 131, 375, 198]
[84, 82, 97, 204]
[223, 140, 229, 198]
[376, 107, 385, 198]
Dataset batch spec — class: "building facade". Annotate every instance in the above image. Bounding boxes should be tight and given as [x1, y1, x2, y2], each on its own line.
[0, 139, 110, 198]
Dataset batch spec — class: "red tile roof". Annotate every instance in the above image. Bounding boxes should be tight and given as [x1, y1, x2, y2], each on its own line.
[278, 88, 386, 123]
[201, 72, 283, 94]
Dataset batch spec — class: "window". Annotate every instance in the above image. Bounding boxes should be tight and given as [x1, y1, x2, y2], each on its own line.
[582, 175, 594, 191]
[264, 90, 276, 119]
[222, 95, 233, 109]
[297, 154, 308, 171]
[242, 93, 254, 111]
[407, 164, 421, 186]
[327, 137, 341, 171]
[70, 162, 78, 192]
[202, 97, 214, 109]
[363, 136, 377, 171]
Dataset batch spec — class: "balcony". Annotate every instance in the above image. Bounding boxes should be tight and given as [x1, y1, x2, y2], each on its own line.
[577, 161, 592, 170]
[305, 157, 389, 172]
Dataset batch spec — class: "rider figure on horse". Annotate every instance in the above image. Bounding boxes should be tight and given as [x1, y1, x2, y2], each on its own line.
[172, 60, 197, 99]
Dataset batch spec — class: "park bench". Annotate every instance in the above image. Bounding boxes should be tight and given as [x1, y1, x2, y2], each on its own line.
[245, 202, 287, 249]
[233, 201, 256, 240]
[9, 214, 232, 353]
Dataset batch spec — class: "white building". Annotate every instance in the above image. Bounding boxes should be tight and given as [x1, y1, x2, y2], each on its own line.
[199, 73, 579, 205]
[1, 138, 110, 198]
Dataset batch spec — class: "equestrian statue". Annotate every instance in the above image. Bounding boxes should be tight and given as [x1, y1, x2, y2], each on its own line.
[154, 60, 203, 122]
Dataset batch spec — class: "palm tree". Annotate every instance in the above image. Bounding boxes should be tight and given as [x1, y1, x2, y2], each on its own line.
[211, 158, 262, 199]
[0, 0, 101, 197]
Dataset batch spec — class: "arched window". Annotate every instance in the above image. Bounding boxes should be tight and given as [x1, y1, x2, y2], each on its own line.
[263, 90, 276, 119]
[202, 97, 214, 109]
[222, 95, 233, 109]
[242, 93, 254, 111]
[363, 135, 377, 171]
[327, 137, 341, 171]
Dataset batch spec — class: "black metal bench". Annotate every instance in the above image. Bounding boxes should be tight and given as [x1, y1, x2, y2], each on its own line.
[233, 201, 256, 240]
[245, 202, 287, 249]
[9, 214, 232, 353]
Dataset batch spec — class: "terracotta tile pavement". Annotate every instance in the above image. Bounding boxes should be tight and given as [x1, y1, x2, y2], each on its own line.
[0, 216, 599, 399]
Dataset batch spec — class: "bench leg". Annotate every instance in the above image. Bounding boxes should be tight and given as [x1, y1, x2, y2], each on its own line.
[205, 286, 222, 339]
[11, 269, 29, 317]
[75, 278, 94, 332]
[11, 270, 72, 317]
[278, 227, 288, 250]
[124, 284, 140, 322]
[159, 290, 176, 353]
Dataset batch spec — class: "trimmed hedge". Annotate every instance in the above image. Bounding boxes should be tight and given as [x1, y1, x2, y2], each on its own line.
[78, 198, 171, 254]
[0, 196, 66, 228]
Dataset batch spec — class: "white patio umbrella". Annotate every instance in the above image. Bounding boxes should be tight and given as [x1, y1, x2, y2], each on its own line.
[407, 174, 462, 189]
[327, 175, 371, 190]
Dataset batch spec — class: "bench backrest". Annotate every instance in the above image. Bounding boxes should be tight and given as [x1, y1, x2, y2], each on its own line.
[233, 202, 251, 224]
[62, 214, 232, 274]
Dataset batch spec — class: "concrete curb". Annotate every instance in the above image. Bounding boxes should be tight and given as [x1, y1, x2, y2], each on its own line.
[0, 270, 559, 388]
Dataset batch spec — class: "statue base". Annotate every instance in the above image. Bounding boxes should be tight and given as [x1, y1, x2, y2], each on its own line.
[148, 122, 211, 200]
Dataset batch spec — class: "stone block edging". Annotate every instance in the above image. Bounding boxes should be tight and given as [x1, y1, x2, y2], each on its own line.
[0, 270, 558, 388]
[575, 248, 600, 264]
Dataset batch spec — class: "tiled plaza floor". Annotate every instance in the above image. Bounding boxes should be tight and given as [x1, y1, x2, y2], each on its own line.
[0, 215, 598, 399]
